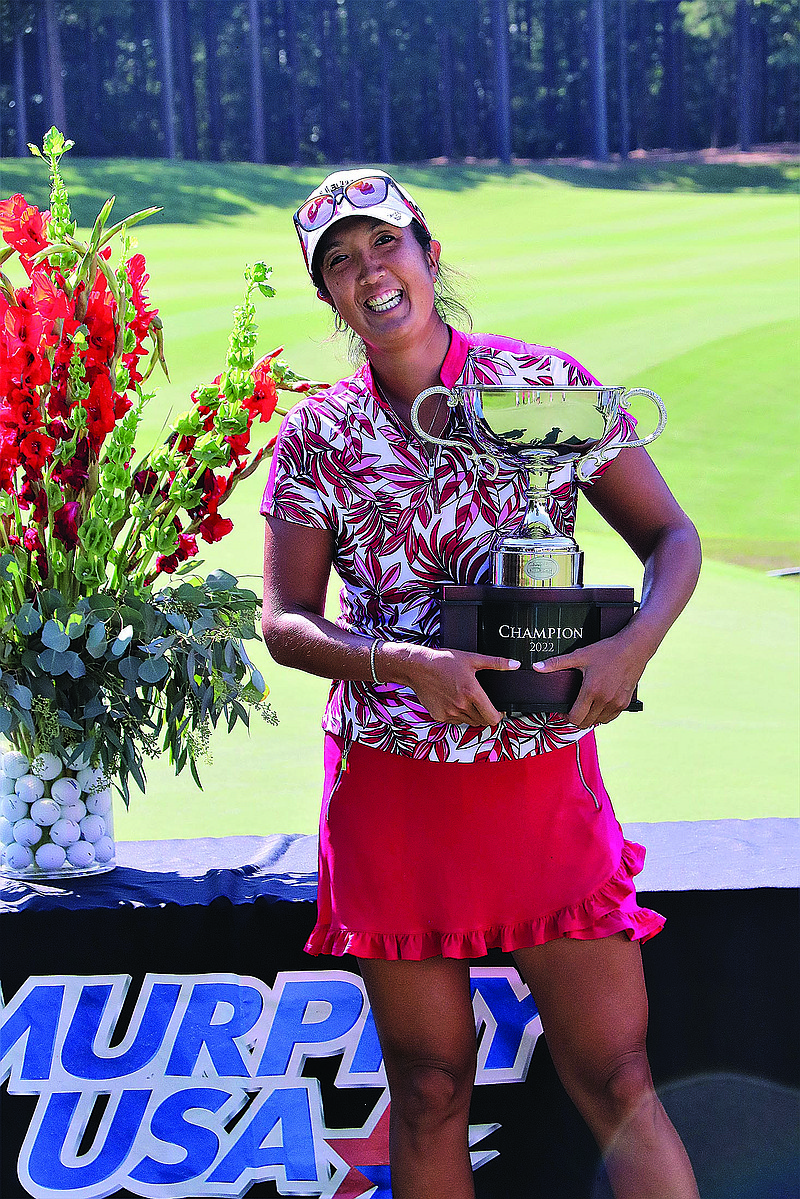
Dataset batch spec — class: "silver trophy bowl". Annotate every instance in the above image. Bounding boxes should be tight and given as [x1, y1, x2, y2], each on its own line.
[411, 385, 667, 586]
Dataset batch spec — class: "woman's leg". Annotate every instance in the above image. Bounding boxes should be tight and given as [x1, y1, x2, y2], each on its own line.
[358, 955, 478, 1199]
[514, 933, 700, 1199]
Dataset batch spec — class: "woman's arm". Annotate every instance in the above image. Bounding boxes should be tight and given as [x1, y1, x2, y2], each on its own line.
[262, 516, 519, 725]
[532, 446, 702, 729]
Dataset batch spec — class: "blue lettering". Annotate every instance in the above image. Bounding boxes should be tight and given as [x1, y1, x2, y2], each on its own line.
[208, 1083, 320, 1188]
[61, 981, 181, 1080]
[23, 1090, 149, 1191]
[0, 982, 64, 1082]
[257, 976, 364, 1077]
[129, 1086, 231, 1186]
[471, 970, 541, 1080]
[347, 1005, 384, 1076]
[166, 982, 262, 1077]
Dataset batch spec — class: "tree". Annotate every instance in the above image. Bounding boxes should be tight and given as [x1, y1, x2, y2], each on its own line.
[155, 0, 178, 159]
[588, 0, 609, 160]
[490, 0, 512, 162]
[248, 0, 266, 163]
[42, 0, 66, 132]
[617, 0, 630, 157]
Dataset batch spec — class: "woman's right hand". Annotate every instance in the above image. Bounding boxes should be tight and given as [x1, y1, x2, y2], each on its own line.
[380, 644, 520, 727]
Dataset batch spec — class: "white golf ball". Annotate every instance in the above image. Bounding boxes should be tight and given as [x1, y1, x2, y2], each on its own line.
[1, 795, 28, 823]
[35, 843, 67, 871]
[79, 814, 106, 843]
[50, 818, 81, 847]
[77, 766, 108, 794]
[4, 842, 34, 870]
[93, 836, 115, 864]
[13, 818, 42, 847]
[86, 788, 112, 816]
[67, 840, 96, 868]
[3, 751, 30, 779]
[0, 816, 14, 845]
[0, 773, 15, 795]
[59, 799, 87, 823]
[31, 752, 63, 781]
[50, 777, 82, 805]
[15, 775, 45, 803]
[30, 799, 61, 827]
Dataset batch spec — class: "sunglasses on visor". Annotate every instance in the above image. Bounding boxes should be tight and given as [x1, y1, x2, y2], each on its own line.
[294, 175, 422, 234]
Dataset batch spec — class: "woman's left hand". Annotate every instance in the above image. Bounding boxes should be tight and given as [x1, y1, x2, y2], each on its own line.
[531, 632, 651, 729]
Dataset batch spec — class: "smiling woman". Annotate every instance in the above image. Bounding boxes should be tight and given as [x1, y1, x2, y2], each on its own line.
[260, 167, 702, 1198]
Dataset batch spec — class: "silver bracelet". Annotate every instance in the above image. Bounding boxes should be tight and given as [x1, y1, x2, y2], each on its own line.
[369, 638, 383, 685]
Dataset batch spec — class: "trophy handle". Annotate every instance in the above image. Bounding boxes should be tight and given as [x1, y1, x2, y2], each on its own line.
[618, 387, 667, 449]
[410, 386, 499, 478]
[575, 387, 667, 483]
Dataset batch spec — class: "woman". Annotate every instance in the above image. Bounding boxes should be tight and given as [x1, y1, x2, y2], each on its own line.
[261, 169, 701, 1199]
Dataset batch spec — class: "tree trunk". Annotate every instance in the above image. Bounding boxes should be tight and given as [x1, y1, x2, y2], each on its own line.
[156, 0, 178, 159]
[43, 0, 66, 132]
[379, 25, 392, 162]
[203, 0, 223, 160]
[284, 0, 303, 163]
[173, 0, 198, 159]
[736, 0, 752, 150]
[13, 28, 29, 156]
[542, 0, 557, 152]
[633, 0, 647, 149]
[490, 0, 512, 162]
[663, 0, 685, 150]
[321, 0, 342, 163]
[248, 0, 266, 162]
[588, 0, 609, 160]
[617, 0, 629, 158]
[436, 19, 455, 158]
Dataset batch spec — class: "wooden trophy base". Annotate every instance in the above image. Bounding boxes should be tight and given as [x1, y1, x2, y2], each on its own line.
[438, 584, 642, 715]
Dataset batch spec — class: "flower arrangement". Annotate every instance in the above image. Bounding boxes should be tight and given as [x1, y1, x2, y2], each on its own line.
[0, 128, 317, 807]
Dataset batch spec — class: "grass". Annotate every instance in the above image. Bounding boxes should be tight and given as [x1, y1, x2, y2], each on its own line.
[3, 157, 798, 833]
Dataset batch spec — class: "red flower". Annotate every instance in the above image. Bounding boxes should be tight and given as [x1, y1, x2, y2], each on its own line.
[133, 468, 160, 496]
[52, 501, 81, 550]
[245, 352, 280, 423]
[83, 369, 116, 451]
[53, 438, 90, 492]
[155, 532, 198, 575]
[224, 430, 251, 465]
[198, 512, 234, 544]
[0, 195, 50, 260]
[18, 430, 56, 475]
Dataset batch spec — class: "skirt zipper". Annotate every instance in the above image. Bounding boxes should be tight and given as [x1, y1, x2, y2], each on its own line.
[325, 732, 352, 822]
[575, 739, 601, 810]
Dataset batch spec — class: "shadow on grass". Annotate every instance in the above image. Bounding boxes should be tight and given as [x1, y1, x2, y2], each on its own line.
[2, 158, 797, 227]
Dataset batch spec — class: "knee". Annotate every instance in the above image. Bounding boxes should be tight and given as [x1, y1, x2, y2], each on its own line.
[390, 1060, 475, 1133]
[602, 1051, 657, 1120]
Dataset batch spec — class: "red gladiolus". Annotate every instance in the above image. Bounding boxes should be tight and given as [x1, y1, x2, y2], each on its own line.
[198, 512, 234, 544]
[52, 501, 81, 550]
[84, 369, 116, 451]
[224, 430, 251, 465]
[18, 430, 56, 475]
[155, 532, 198, 575]
[53, 438, 90, 491]
[0, 195, 50, 261]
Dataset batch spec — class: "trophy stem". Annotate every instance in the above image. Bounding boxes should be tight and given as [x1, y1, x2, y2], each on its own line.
[492, 452, 583, 587]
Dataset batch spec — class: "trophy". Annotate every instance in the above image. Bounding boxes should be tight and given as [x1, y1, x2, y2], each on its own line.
[410, 384, 667, 714]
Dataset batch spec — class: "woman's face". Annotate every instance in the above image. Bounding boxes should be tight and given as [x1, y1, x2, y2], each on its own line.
[318, 217, 442, 351]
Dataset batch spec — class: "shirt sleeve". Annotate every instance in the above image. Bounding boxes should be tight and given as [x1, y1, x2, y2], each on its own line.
[260, 403, 334, 531]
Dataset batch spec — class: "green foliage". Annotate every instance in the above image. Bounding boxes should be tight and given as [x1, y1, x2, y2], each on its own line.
[0, 571, 276, 806]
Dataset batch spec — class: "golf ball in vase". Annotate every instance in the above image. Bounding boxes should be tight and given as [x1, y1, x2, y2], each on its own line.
[0, 749, 115, 878]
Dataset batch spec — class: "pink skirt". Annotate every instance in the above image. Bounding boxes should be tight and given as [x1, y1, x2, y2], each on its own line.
[305, 732, 665, 961]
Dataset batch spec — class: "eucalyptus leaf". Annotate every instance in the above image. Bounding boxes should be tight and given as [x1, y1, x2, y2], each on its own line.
[165, 612, 190, 633]
[64, 651, 86, 679]
[118, 656, 142, 680]
[65, 611, 86, 639]
[8, 682, 33, 709]
[58, 709, 84, 730]
[112, 625, 134, 656]
[138, 657, 169, 684]
[37, 647, 70, 675]
[42, 619, 70, 652]
[205, 569, 237, 591]
[0, 709, 12, 733]
[14, 603, 42, 634]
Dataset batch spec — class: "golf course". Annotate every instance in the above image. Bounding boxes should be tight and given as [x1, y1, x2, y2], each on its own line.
[4, 155, 798, 837]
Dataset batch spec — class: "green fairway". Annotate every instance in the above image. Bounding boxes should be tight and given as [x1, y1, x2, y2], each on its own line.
[3, 158, 798, 832]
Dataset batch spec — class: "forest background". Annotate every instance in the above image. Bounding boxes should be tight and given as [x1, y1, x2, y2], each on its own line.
[1, 0, 798, 840]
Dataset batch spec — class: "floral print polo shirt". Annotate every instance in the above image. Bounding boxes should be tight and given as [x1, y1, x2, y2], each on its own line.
[261, 327, 637, 762]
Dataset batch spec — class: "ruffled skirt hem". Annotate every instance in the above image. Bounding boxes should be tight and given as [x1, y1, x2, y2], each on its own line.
[305, 838, 664, 961]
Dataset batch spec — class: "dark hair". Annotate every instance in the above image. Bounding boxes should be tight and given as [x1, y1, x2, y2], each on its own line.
[312, 219, 472, 366]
